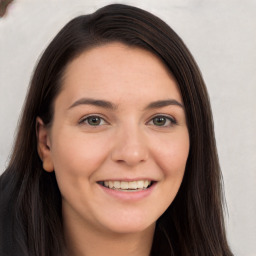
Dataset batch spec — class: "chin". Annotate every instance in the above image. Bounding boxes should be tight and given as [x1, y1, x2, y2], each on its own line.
[100, 216, 156, 235]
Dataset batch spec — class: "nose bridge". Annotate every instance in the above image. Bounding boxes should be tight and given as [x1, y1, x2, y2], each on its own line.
[111, 122, 149, 166]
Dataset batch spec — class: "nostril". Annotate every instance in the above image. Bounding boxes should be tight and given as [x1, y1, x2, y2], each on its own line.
[111, 145, 149, 166]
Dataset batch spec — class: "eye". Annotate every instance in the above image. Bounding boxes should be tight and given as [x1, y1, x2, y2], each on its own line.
[79, 115, 108, 126]
[148, 115, 176, 127]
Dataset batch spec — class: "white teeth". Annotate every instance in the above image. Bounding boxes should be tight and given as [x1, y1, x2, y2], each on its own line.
[129, 181, 137, 189]
[120, 181, 129, 190]
[144, 180, 149, 188]
[102, 180, 152, 190]
[108, 181, 114, 188]
[137, 180, 144, 189]
[113, 181, 120, 189]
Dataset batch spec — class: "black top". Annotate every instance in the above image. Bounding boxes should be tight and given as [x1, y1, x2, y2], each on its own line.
[0, 176, 25, 256]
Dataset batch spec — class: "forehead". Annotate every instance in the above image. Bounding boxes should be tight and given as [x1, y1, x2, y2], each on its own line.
[57, 42, 182, 108]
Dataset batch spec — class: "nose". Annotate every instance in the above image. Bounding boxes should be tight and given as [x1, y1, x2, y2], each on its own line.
[111, 126, 149, 166]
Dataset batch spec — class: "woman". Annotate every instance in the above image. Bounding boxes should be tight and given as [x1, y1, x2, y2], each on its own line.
[0, 4, 233, 256]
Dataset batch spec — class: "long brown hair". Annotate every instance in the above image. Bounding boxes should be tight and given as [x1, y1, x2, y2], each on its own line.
[0, 4, 233, 256]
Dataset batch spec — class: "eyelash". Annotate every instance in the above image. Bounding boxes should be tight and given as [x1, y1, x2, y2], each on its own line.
[147, 115, 177, 127]
[79, 114, 177, 127]
[79, 115, 108, 126]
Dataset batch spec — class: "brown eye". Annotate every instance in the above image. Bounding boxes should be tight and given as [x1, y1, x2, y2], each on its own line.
[87, 116, 101, 126]
[148, 115, 176, 127]
[80, 116, 107, 126]
[153, 116, 167, 126]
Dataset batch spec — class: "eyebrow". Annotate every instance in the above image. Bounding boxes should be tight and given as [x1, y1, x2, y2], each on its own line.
[145, 99, 184, 110]
[68, 98, 117, 110]
[68, 98, 184, 110]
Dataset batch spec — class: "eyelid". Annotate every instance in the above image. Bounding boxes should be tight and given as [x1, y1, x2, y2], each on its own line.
[78, 114, 109, 126]
[146, 114, 177, 127]
[78, 113, 177, 127]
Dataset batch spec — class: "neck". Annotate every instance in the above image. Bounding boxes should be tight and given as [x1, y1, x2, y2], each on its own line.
[63, 216, 155, 256]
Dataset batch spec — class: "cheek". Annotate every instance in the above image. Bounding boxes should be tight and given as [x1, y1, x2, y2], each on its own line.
[50, 129, 110, 178]
[152, 131, 190, 176]
[50, 130, 112, 206]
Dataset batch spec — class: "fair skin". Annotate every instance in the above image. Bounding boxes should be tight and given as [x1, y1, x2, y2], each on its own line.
[37, 42, 190, 256]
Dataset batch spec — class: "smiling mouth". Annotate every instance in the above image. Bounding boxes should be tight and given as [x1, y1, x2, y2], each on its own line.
[97, 180, 153, 191]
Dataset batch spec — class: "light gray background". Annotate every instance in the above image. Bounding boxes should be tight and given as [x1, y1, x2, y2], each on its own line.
[0, 0, 255, 255]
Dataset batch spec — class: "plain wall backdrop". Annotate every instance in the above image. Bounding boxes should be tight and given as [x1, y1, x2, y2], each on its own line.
[0, 0, 255, 255]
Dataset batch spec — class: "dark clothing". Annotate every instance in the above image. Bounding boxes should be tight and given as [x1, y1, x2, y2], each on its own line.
[0, 176, 25, 256]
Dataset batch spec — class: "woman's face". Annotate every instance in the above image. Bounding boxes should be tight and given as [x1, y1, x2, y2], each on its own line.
[39, 42, 189, 235]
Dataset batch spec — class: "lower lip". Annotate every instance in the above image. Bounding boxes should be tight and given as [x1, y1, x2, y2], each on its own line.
[98, 182, 157, 201]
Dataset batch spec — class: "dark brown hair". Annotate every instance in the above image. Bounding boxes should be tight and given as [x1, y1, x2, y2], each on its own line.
[0, 4, 233, 256]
